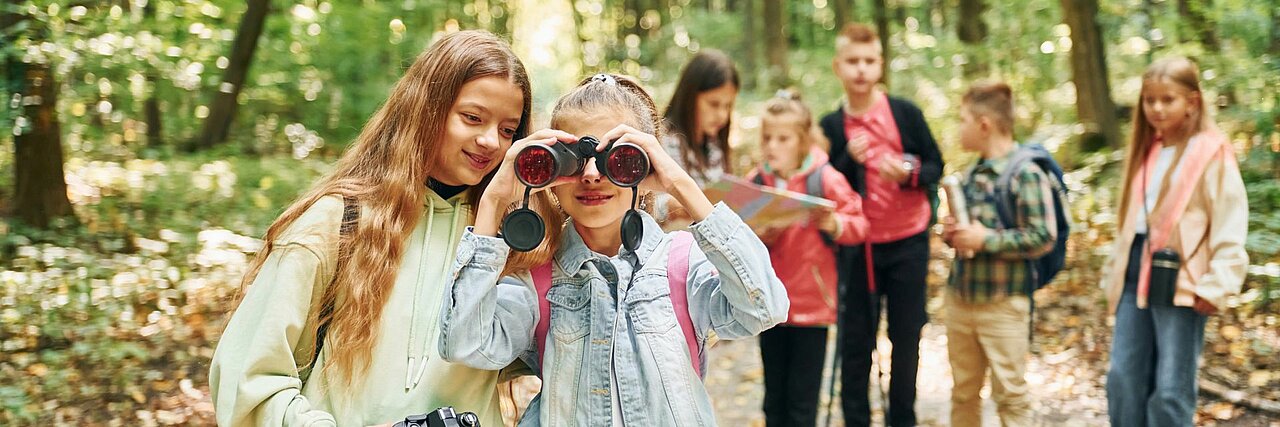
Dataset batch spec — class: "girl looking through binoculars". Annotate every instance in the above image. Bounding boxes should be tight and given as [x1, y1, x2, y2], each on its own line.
[438, 73, 789, 426]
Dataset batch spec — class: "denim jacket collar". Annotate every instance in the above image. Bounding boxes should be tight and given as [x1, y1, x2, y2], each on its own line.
[555, 210, 665, 274]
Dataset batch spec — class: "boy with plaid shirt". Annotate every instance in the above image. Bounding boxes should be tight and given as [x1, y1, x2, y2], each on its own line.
[942, 82, 1058, 427]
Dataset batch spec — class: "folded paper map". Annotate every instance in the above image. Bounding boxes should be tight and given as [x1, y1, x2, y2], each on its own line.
[702, 175, 836, 230]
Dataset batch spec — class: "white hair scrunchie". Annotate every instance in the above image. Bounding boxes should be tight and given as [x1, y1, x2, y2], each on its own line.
[591, 73, 617, 85]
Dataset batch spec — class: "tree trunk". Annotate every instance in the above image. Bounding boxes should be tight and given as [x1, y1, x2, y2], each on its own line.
[789, 0, 804, 50]
[1177, 0, 1216, 48]
[957, 0, 988, 44]
[144, 0, 163, 147]
[832, 0, 851, 32]
[1061, 0, 1122, 150]
[873, 0, 890, 86]
[741, 0, 758, 90]
[194, 0, 269, 150]
[958, 0, 989, 76]
[763, 0, 789, 88]
[145, 80, 163, 147]
[1270, 0, 1280, 55]
[3, 2, 74, 228]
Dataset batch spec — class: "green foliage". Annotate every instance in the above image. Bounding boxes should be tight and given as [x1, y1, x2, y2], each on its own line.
[1242, 149, 1280, 262]
[0, 153, 322, 423]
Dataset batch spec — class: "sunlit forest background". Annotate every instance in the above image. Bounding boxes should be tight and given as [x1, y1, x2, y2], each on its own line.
[2, 0, 1279, 424]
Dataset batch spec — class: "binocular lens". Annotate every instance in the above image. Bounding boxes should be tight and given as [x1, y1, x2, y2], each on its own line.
[515, 146, 557, 187]
[605, 144, 649, 187]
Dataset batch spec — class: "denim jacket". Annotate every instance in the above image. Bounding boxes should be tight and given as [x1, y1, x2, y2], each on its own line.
[439, 202, 789, 426]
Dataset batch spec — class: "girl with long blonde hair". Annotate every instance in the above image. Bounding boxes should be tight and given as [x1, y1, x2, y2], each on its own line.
[210, 30, 556, 427]
[1103, 57, 1248, 426]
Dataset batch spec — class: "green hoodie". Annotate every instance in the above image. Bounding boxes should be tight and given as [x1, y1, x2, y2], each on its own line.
[210, 191, 505, 427]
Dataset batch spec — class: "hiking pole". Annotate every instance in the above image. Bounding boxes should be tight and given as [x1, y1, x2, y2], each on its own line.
[822, 261, 849, 427]
[820, 321, 840, 427]
[872, 297, 888, 422]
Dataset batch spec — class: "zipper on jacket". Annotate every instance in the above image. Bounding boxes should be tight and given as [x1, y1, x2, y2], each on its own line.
[812, 266, 836, 310]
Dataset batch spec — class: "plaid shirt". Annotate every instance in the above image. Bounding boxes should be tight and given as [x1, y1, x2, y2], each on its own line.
[949, 149, 1057, 303]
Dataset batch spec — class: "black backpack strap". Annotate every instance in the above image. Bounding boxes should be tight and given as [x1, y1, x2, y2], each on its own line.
[806, 163, 837, 248]
[993, 147, 1039, 229]
[991, 147, 1042, 292]
[806, 162, 827, 199]
[751, 173, 766, 186]
[989, 150, 1040, 338]
[306, 195, 359, 379]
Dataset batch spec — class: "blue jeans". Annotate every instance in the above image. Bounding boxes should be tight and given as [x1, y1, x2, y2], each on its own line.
[1106, 235, 1207, 427]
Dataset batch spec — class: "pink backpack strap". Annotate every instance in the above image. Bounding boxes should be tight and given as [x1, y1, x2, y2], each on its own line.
[666, 231, 702, 378]
[532, 233, 701, 377]
[1133, 132, 1231, 301]
[531, 262, 554, 373]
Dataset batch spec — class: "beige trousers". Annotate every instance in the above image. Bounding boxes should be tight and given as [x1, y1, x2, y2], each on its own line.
[945, 292, 1034, 427]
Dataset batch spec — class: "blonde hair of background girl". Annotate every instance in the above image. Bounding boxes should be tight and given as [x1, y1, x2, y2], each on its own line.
[1117, 56, 1218, 229]
[760, 90, 831, 165]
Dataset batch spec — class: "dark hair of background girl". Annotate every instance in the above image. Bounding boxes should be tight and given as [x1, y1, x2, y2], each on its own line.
[662, 49, 739, 175]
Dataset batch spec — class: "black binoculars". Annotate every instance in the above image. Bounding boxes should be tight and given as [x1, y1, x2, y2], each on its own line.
[392, 406, 479, 427]
[502, 135, 651, 252]
[514, 135, 650, 188]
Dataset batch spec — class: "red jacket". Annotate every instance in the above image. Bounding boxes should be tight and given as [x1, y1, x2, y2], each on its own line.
[746, 148, 868, 326]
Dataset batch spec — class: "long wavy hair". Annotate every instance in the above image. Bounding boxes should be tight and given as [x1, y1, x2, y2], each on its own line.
[233, 30, 553, 386]
[662, 49, 739, 176]
[1117, 56, 1216, 228]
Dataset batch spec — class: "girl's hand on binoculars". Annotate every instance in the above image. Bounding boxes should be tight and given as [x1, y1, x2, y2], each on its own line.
[487, 129, 579, 205]
[600, 124, 713, 221]
[473, 129, 578, 237]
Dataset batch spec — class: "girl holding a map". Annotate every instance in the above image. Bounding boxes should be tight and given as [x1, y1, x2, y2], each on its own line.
[745, 91, 869, 427]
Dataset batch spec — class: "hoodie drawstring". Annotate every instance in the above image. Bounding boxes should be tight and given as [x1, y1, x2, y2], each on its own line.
[404, 194, 464, 391]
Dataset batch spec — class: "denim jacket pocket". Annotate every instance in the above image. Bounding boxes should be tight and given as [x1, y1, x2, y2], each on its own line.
[546, 285, 591, 343]
[625, 281, 678, 334]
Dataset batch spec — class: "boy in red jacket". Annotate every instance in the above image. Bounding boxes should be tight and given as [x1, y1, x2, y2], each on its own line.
[748, 91, 869, 427]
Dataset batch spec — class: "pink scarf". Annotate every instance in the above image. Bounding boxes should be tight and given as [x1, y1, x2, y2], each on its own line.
[1130, 129, 1236, 300]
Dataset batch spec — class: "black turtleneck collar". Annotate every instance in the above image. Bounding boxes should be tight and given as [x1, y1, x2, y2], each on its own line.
[428, 180, 469, 200]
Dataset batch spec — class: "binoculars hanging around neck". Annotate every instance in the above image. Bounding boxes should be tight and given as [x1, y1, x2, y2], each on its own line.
[502, 135, 651, 252]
